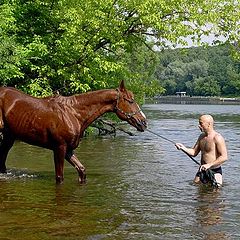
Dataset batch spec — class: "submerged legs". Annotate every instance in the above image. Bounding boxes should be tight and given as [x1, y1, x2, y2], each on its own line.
[65, 151, 86, 183]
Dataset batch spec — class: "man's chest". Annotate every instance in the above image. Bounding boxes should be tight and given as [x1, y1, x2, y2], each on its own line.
[200, 137, 215, 153]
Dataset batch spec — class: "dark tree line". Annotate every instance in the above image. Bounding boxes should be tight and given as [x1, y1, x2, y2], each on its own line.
[155, 44, 240, 97]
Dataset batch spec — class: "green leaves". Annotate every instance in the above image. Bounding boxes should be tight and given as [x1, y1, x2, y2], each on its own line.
[0, 0, 239, 98]
[156, 44, 240, 97]
[0, 3, 23, 84]
[193, 76, 221, 96]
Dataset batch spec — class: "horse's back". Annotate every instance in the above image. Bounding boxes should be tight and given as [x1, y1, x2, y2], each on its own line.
[0, 87, 33, 107]
[0, 86, 24, 96]
[0, 87, 50, 110]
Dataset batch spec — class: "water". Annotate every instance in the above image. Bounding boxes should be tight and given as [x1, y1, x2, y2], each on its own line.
[0, 103, 240, 239]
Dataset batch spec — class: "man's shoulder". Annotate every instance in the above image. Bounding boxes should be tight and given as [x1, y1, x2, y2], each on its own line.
[214, 131, 225, 142]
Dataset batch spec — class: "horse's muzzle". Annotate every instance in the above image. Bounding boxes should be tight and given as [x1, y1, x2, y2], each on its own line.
[134, 119, 147, 132]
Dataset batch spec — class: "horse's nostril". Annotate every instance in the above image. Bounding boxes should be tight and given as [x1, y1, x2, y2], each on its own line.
[139, 120, 147, 128]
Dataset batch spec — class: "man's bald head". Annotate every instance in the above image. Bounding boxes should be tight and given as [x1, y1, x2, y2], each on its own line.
[199, 114, 214, 124]
[198, 114, 214, 132]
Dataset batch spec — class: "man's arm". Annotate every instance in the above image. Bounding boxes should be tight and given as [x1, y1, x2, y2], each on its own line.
[175, 137, 201, 157]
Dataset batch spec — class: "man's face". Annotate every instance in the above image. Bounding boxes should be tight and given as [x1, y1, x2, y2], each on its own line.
[198, 118, 208, 132]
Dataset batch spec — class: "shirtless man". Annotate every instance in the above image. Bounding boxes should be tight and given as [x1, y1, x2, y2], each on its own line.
[175, 114, 228, 186]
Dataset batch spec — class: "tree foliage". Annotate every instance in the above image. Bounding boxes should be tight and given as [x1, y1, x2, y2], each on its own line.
[156, 44, 240, 96]
[0, 0, 239, 97]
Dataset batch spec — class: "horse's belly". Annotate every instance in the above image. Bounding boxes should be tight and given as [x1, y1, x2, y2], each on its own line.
[4, 103, 80, 149]
[10, 123, 51, 147]
[7, 116, 79, 149]
[6, 111, 56, 147]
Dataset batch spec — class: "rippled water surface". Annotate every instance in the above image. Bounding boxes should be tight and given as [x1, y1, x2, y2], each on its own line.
[1, 103, 240, 240]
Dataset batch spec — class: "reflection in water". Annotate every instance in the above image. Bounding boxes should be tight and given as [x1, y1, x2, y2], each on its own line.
[195, 185, 228, 240]
[196, 187, 223, 226]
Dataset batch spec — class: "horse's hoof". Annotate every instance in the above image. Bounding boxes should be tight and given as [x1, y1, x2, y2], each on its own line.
[56, 176, 64, 184]
[78, 177, 86, 184]
[0, 168, 7, 174]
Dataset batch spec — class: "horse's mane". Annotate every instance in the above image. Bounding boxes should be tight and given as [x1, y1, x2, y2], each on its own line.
[43, 89, 114, 109]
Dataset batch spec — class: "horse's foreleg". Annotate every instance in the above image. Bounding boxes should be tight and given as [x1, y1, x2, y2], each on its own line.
[53, 146, 66, 184]
[65, 151, 86, 183]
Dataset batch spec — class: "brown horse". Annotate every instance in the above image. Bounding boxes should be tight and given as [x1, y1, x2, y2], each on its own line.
[0, 81, 147, 183]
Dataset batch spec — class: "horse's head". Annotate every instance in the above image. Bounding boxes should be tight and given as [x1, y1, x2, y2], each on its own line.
[115, 81, 147, 132]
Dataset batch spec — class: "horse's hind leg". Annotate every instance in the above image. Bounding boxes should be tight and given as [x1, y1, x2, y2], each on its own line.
[0, 135, 15, 173]
[65, 151, 86, 183]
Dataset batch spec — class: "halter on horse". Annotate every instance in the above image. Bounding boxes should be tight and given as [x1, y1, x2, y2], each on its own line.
[0, 80, 147, 184]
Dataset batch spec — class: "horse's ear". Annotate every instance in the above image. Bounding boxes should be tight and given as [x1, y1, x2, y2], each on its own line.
[119, 80, 126, 91]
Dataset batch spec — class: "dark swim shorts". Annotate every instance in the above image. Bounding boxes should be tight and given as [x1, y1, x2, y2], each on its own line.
[210, 166, 222, 175]
[196, 166, 222, 184]
[196, 166, 222, 177]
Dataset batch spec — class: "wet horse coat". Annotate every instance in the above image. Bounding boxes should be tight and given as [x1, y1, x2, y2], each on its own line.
[0, 81, 147, 183]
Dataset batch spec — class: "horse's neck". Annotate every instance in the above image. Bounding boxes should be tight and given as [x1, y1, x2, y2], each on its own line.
[73, 89, 117, 128]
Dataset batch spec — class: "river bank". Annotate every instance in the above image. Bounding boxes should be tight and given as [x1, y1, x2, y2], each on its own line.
[146, 95, 240, 105]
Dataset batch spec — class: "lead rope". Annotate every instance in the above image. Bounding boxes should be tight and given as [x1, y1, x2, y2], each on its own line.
[146, 129, 199, 165]
[146, 128, 219, 188]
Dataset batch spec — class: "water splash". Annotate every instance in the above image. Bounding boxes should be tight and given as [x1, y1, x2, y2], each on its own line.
[0, 168, 38, 180]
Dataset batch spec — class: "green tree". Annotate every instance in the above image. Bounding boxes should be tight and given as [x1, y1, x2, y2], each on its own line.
[193, 76, 221, 96]
[156, 44, 240, 97]
[0, 3, 24, 85]
[222, 65, 240, 95]
[0, 0, 239, 97]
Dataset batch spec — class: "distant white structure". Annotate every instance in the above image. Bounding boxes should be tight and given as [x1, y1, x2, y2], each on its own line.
[175, 91, 186, 97]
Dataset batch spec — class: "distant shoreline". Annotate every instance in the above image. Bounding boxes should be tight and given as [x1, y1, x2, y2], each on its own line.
[146, 96, 240, 105]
